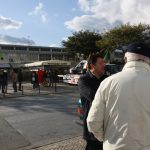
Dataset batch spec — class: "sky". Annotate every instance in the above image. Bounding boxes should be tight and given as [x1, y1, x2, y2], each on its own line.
[0, 0, 150, 47]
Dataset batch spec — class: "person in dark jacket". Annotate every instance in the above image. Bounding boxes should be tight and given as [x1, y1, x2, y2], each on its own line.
[0, 69, 3, 91]
[12, 69, 18, 92]
[2, 70, 8, 93]
[18, 69, 23, 91]
[48, 70, 54, 87]
[31, 71, 38, 89]
[78, 53, 108, 150]
[54, 70, 58, 83]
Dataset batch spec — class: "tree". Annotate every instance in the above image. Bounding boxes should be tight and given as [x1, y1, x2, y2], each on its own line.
[62, 30, 102, 57]
[97, 23, 150, 53]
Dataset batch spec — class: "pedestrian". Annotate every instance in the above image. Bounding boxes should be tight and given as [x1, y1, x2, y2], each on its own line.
[43, 70, 47, 81]
[43, 70, 48, 86]
[0, 69, 3, 91]
[38, 69, 44, 84]
[54, 70, 58, 83]
[49, 69, 54, 87]
[0, 69, 5, 93]
[78, 53, 108, 150]
[2, 70, 8, 93]
[47, 70, 51, 86]
[87, 42, 150, 150]
[31, 71, 38, 89]
[12, 69, 18, 92]
[18, 69, 23, 91]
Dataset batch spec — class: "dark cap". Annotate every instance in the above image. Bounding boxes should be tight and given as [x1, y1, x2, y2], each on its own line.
[123, 42, 150, 58]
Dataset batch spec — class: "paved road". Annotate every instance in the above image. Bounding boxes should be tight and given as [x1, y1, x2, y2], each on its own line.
[37, 136, 86, 150]
[0, 86, 83, 150]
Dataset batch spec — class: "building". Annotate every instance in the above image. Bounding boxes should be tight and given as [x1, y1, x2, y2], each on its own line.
[0, 44, 74, 68]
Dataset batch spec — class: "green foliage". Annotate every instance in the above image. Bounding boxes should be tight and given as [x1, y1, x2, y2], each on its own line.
[62, 30, 102, 57]
[62, 24, 150, 58]
[97, 23, 150, 52]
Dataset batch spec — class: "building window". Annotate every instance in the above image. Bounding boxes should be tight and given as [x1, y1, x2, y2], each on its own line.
[52, 49, 62, 52]
[41, 48, 51, 52]
[1, 46, 14, 50]
[16, 47, 27, 51]
[29, 47, 39, 51]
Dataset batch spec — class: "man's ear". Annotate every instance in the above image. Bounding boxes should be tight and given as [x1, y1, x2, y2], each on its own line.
[124, 56, 127, 63]
[90, 63, 95, 70]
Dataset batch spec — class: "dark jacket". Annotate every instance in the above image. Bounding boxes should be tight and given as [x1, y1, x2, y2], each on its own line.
[2, 72, 8, 85]
[31, 73, 38, 84]
[18, 72, 23, 82]
[78, 71, 107, 141]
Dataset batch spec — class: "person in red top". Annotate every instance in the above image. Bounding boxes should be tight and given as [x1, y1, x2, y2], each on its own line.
[38, 69, 44, 84]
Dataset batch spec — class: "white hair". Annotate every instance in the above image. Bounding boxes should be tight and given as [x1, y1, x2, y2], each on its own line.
[125, 52, 150, 65]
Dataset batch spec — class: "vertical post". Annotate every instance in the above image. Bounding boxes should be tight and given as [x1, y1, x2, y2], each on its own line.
[55, 81, 57, 92]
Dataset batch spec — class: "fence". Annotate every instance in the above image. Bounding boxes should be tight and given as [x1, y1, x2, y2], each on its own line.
[0, 81, 78, 98]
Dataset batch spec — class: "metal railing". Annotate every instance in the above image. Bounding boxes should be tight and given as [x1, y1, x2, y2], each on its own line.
[0, 81, 78, 99]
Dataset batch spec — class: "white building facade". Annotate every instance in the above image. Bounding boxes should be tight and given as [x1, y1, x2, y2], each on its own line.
[0, 44, 73, 68]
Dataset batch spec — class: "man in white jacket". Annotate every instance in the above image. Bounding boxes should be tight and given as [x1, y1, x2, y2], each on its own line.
[87, 42, 150, 150]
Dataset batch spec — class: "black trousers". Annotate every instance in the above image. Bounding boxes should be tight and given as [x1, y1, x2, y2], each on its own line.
[13, 82, 17, 92]
[85, 140, 103, 150]
[19, 82, 22, 91]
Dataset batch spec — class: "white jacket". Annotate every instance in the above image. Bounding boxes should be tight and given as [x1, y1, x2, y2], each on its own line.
[87, 61, 150, 150]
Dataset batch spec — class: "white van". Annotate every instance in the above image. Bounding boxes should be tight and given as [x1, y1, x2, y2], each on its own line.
[63, 60, 123, 85]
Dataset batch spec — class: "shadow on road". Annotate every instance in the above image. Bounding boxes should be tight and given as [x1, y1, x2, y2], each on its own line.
[0, 91, 80, 117]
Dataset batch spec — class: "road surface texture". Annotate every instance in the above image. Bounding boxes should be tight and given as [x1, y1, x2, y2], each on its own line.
[0, 84, 85, 150]
[36, 136, 86, 150]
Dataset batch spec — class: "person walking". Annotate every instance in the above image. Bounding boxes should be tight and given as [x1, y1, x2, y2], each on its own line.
[47, 70, 51, 87]
[78, 53, 107, 150]
[43, 70, 48, 87]
[2, 70, 8, 93]
[49, 69, 54, 87]
[18, 69, 23, 91]
[0, 69, 3, 92]
[31, 71, 38, 89]
[12, 69, 18, 92]
[87, 42, 150, 150]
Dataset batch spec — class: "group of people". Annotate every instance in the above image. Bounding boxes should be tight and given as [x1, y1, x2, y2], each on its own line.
[0, 69, 23, 93]
[11, 69, 23, 92]
[31, 69, 58, 89]
[78, 42, 150, 150]
[0, 68, 58, 93]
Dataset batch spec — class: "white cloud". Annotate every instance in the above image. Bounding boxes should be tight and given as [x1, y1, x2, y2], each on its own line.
[29, 2, 44, 16]
[78, 0, 91, 12]
[62, 37, 68, 41]
[0, 34, 35, 45]
[29, 2, 48, 23]
[49, 43, 58, 47]
[65, 0, 150, 32]
[65, 15, 121, 31]
[0, 16, 22, 30]
[41, 13, 48, 23]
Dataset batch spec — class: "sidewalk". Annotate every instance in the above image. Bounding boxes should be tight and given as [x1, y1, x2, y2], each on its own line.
[31, 136, 86, 150]
[0, 83, 78, 98]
